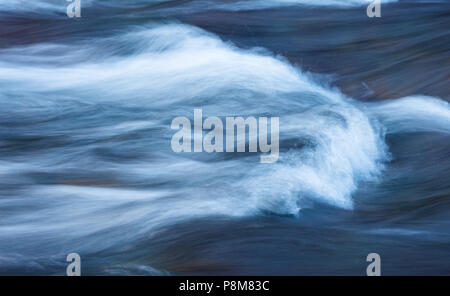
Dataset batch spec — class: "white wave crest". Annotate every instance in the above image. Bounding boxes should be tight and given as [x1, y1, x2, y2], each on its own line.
[368, 96, 450, 134]
[0, 24, 389, 220]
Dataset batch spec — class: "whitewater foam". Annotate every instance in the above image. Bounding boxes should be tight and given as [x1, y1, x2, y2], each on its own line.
[1, 24, 449, 261]
[368, 96, 450, 134]
[0, 24, 389, 217]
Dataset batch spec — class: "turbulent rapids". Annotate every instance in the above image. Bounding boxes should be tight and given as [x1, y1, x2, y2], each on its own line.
[0, 0, 449, 275]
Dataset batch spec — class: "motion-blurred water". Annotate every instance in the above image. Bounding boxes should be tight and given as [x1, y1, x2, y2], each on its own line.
[0, 0, 449, 275]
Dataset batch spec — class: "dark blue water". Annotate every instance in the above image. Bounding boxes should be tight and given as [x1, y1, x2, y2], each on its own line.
[0, 0, 449, 275]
